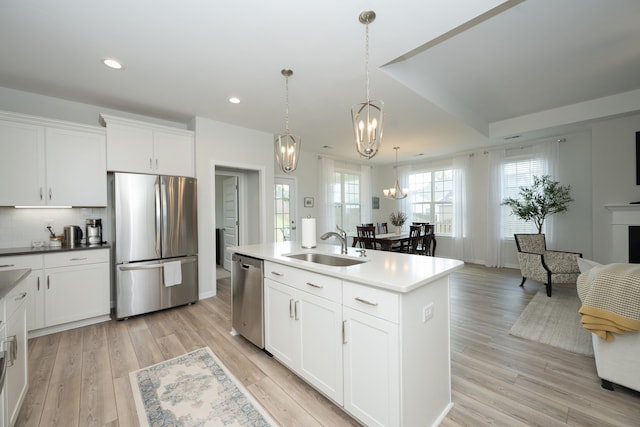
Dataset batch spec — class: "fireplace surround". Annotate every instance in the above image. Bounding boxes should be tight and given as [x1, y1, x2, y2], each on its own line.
[606, 204, 640, 263]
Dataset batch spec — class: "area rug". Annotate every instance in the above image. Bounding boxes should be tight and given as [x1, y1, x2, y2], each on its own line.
[509, 285, 594, 356]
[129, 347, 277, 426]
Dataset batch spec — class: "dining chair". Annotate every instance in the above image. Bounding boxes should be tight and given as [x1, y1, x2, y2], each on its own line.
[399, 225, 421, 254]
[376, 222, 388, 234]
[356, 225, 378, 250]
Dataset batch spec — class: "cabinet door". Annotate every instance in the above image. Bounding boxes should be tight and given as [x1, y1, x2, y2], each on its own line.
[25, 269, 45, 331]
[0, 120, 45, 206]
[106, 123, 154, 173]
[343, 307, 400, 427]
[45, 127, 107, 206]
[153, 129, 195, 177]
[45, 262, 110, 326]
[264, 278, 297, 367]
[5, 297, 27, 427]
[298, 291, 343, 404]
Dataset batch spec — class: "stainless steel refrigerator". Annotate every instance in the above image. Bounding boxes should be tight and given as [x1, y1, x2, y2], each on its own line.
[111, 172, 198, 319]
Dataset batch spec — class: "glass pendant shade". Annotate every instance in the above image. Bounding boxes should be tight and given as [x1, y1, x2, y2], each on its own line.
[352, 99, 384, 159]
[274, 133, 300, 174]
[274, 68, 300, 174]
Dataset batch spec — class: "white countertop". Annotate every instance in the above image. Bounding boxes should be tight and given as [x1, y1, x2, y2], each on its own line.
[228, 241, 464, 293]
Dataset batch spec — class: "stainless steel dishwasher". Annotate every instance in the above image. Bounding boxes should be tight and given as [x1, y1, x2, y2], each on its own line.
[231, 254, 264, 348]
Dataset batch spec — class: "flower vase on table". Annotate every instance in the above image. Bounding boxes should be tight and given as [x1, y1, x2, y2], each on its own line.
[389, 211, 407, 235]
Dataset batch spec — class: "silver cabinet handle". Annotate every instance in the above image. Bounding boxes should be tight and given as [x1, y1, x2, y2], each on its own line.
[0, 264, 15, 268]
[149, 158, 153, 169]
[155, 159, 159, 169]
[37, 276, 40, 291]
[69, 257, 88, 261]
[47, 275, 50, 289]
[14, 292, 27, 301]
[289, 298, 294, 318]
[306, 282, 323, 289]
[49, 187, 52, 200]
[40, 187, 43, 200]
[342, 320, 347, 344]
[294, 300, 299, 320]
[271, 271, 284, 276]
[355, 297, 378, 306]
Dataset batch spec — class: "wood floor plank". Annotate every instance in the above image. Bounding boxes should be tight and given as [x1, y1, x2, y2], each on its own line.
[79, 349, 118, 426]
[113, 376, 139, 427]
[105, 319, 140, 379]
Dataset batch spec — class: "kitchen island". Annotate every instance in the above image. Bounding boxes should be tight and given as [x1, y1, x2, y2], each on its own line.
[228, 241, 463, 427]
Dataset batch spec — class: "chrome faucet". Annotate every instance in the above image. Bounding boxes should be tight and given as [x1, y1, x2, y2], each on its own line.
[320, 229, 348, 254]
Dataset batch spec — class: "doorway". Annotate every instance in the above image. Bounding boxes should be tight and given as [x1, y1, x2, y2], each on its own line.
[215, 166, 264, 272]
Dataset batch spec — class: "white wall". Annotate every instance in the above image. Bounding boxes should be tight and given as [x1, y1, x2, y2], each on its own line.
[592, 113, 640, 263]
[193, 116, 274, 297]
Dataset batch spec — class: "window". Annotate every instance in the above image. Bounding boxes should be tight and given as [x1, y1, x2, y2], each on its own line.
[408, 169, 454, 235]
[501, 155, 544, 238]
[331, 169, 361, 233]
[274, 181, 291, 242]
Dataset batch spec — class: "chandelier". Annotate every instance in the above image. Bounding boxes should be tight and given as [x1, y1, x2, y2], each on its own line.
[383, 147, 408, 199]
[275, 68, 300, 173]
[351, 10, 384, 160]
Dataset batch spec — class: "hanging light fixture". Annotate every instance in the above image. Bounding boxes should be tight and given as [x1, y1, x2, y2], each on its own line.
[384, 147, 408, 199]
[351, 10, 384, 160]
[275, 68, 300, 173]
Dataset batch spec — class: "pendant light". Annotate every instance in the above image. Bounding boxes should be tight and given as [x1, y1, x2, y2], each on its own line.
[275, 68, 300, 173]
[384, 147, 408, 199]
[351, 10, 384, 160]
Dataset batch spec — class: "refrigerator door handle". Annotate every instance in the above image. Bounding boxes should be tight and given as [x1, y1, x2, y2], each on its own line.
[118, 257, 197, 271]
[155, 179, 162, 257]
[119, 263, 164, 271]
[160, 177, 168, 255]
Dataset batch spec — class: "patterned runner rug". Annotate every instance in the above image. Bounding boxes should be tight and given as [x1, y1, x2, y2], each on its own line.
[509, 285, 594, 356]
[130, 347, 277, 426]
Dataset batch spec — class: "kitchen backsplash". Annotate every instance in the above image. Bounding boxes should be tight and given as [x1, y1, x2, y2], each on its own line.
[0, 207, 107, 249]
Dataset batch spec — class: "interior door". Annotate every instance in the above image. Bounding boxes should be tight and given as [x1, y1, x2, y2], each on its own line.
[222, 176, 238, 271]
[275, 176, 297, 242]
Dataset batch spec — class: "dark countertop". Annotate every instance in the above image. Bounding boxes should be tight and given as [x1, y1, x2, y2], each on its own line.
[0, 244, 111, 257]
[0, 268, 31, 300]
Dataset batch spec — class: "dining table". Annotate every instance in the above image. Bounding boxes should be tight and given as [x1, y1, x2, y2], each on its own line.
[351, 231, 437, 254]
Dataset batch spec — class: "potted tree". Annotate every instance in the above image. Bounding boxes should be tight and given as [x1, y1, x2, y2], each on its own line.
[501, 175, 572, 233]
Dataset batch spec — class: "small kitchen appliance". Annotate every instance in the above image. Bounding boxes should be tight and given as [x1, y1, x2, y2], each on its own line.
[63, 225, 83, 247]
[86, 218, 103, 245]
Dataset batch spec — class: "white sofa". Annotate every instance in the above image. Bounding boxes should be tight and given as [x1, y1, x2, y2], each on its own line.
[592, 332, 640, 391]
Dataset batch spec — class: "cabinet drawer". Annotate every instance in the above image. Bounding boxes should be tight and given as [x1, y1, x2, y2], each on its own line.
[5, 278, 27, 320]
[45, 249, 109, 268]
[343, 281, 399, 323]
[0, 255, 43, 270]
[265, 261, 341, 303]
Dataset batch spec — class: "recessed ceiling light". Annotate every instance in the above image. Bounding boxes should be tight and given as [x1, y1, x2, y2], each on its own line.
[228, 97, 241, 104]
[103, 58, 123, 70]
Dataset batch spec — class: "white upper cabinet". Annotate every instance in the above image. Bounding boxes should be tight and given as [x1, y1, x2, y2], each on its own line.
[101, 114, 195, 177]
[0, 111, 107, 207]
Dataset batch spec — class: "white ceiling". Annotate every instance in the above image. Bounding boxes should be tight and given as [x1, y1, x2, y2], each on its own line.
[1, 0, 639, 165]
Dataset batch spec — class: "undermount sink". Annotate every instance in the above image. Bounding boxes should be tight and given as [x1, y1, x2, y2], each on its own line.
[285, 252, 366, 267]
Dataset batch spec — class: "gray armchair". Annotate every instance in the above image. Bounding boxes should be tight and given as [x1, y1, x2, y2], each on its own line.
[514, 233, 582, 297]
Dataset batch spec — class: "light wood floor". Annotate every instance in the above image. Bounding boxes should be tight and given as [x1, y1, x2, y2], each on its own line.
[15, 264, 640, 427]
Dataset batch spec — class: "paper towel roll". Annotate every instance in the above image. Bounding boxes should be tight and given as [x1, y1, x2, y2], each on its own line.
[301, 218, 317, 248]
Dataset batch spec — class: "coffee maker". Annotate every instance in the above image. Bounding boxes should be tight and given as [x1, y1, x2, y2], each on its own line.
[86, 218, 103, 245]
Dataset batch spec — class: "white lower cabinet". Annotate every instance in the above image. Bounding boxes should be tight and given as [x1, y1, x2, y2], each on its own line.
[0, 249, 111, 336]
[42, 250, 110, 328]
[264, 263, 343, 404]
[342, 306, 399, 427]
[4, 279, 28, 427]
[263, 261, 452, 427]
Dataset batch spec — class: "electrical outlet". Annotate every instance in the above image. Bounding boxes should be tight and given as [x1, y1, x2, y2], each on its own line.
[422, 303, 434, 323]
